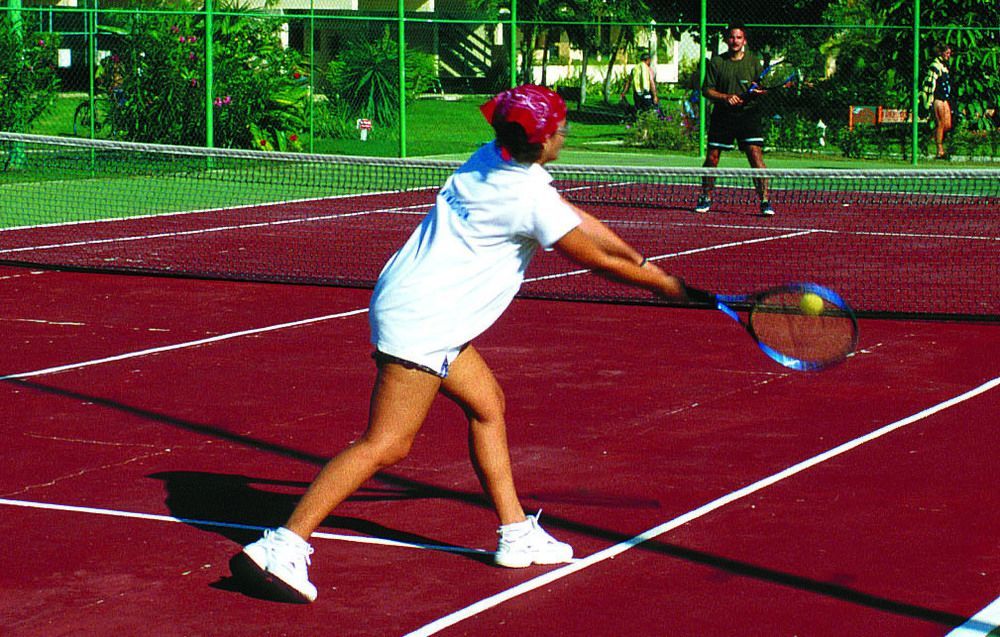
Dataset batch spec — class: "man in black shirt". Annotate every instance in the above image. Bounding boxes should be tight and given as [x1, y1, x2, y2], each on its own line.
[696, 24, 774, 217]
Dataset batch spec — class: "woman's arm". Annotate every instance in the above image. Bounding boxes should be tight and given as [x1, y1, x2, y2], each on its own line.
[570, 202, 643, 264]
[553, 210, 688, 302]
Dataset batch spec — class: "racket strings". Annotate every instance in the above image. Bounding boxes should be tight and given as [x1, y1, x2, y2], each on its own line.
[758, 63, 798, 91]
[749, 292, 857, 365]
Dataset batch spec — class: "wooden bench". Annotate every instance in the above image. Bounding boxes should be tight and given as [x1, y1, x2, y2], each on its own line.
[846, 105, 930, 158]
[848, 105, 914, 129]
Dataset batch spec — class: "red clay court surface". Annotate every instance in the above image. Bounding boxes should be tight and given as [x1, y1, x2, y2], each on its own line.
[2, 264, 998, 636]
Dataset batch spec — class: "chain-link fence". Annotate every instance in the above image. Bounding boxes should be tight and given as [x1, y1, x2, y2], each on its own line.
[2, 0, 998, 163]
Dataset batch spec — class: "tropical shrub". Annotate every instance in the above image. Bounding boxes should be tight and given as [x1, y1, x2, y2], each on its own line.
[96, 0, 308, 149]
[624, 107, 696, 151]
[765, 111, 826, 153]
[324, 31, 437, 131]
[0, 20, 60, 132]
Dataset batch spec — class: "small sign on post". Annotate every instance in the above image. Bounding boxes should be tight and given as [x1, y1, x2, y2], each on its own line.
[357, 118, 373, 141]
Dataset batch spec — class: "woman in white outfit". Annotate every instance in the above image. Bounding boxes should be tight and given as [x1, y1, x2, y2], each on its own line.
[230, 84, 697, 603]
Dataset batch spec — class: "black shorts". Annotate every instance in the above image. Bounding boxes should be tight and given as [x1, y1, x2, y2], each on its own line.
[707, 107, 764, 150]
[634, 92, 656, 111]
[372, 350, 444, 377]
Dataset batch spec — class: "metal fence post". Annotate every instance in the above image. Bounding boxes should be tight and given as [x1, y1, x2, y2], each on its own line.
[911, 0, 920, 165]
[509, 0, 517, 88]
[9, 0, 26, 166]
[308, 0, 315, 154]
[398, 0, 407, 157]
[698, 0, 707, 159]
[204, 0, 214, 149]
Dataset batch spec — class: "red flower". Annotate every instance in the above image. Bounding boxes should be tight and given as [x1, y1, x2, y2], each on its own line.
[289, 134, 298, 142]
[293, 72, 301, 79]
[259, 139, 267, 146]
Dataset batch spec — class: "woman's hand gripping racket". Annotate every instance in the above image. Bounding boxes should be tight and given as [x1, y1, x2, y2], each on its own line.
[686, 282, 858, 371]
[743, 61, 799, 99]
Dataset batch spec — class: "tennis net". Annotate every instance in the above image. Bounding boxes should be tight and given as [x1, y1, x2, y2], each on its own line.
[2, 132, 998, 319]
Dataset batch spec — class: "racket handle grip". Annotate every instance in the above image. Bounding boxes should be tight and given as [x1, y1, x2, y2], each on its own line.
[683, 284, 717, 306]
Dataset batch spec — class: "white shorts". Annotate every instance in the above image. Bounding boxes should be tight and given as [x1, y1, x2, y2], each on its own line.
[371, 344, 467, 378]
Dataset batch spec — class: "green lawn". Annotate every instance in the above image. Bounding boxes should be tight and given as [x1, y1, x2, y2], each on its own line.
[31, 93, 85, 138]
[20, 91, 996, 172]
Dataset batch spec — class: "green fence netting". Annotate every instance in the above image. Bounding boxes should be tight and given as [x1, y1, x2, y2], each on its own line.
[1, 0, 998, 163]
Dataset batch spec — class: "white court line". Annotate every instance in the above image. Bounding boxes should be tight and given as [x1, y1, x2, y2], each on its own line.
[0, 498, 489, 556]
[403, 376, 1000, 637]
[0, 308, 369, 381]
[2, 228, 808, 379]
[5, 232, 995, 629]
[0, 203, 429, 256]
[622, 220, 998, 243]
[945, 596, 1000, 636]
[0, 186, 437, 233]
[525, 230, 816, 283]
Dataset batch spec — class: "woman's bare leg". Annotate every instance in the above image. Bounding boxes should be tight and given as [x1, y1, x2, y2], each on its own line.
[441, 345, 525, 526]
[284, 362, 442, 539]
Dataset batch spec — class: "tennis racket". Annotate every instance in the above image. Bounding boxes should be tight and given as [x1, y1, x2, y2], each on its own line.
[688, 282, 858, 371]
[744, 60, 798, 98]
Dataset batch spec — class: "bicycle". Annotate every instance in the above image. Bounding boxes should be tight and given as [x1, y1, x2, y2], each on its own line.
[1, 139, 11, 172]
[73, 88, 125, 138]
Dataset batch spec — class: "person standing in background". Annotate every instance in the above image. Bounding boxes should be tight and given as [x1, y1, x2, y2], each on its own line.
[629, 52, 659, 113]
[922, 42, 953, 160]
[696, 24, 773, 217]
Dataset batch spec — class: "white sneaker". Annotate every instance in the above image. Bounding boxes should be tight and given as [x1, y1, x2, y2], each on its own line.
[230, 527, 318, 603]
[494, 512, 574, 568]
[694, 194, 712, 213]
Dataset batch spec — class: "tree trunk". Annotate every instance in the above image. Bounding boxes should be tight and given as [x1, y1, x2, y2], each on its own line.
[603, 27, 627, 102]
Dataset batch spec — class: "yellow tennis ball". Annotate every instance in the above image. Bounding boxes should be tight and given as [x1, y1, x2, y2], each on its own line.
[800, 292, 824, 316]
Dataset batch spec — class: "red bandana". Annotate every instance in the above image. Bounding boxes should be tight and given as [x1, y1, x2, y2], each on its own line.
[480, 85, 567, 148]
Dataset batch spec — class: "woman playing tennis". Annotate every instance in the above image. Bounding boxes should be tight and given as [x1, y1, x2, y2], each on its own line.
[230, 84, 696, 603]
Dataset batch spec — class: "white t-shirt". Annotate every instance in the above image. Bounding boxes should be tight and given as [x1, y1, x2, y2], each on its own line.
[369, 142, 581, 375]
